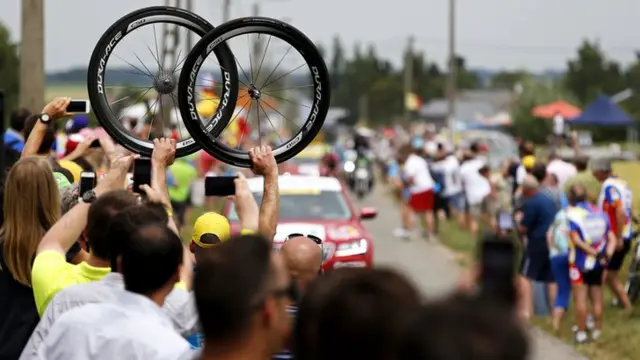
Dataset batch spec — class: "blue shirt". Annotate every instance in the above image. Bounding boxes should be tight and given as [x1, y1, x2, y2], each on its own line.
[387, 161, 400, 178]
[521, 192, 557, 255]
[3, 129, 24, 152]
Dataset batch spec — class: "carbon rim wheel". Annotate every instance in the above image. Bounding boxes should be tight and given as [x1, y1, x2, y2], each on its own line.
[87, 7, 238, 157]
[178, 17, 330, 167]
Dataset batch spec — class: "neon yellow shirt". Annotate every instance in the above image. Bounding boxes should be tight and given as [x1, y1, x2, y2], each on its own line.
[31, 251, 110, 315]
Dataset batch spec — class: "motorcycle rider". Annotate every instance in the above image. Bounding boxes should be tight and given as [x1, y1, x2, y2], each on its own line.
[351, 133, 375, 192]
[320, 151, 340, 177]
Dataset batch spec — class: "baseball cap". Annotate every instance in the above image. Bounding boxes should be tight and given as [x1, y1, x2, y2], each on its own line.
[65, 115, 89, 134]
[522, 155, 536, 170]
[192, 212, 231, 248]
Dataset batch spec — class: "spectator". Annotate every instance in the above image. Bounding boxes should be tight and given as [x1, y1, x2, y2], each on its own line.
[531, 162, 563, 211]
[168, 156, 198, 229]
[566, 184, 617, 343]
[459, 148, 490, 237]
[20, 200, 196, 360]
[4, 108, 30, 153]
[31, 155, 138, 315]
[563, 155, 600, 202]
[397, 143, 436, 240]
[390, 160, 414, 239]
[400, 294, 528, 360]
[592, 158, 633, 313]
[547, 202, 571, 332]
[294, 268, 421, 360]
[437, 147, 464, 226]
[0, 157, 61, 359]
[546, 150, 576, 189]
[274, 236, 323, 360]
[517, 175, 556, 320]
[190, 234, 293, 360]
[38, 221, 190, 360]
[58, 184, 89, 265]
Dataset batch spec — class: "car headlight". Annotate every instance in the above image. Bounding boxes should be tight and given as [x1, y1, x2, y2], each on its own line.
[335, 239, 368, 257]
[343, 161, 355, 172]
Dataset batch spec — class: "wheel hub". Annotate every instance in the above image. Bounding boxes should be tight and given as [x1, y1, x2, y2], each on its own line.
[248, 85, 262, 100]
[153, 70, 177, 94]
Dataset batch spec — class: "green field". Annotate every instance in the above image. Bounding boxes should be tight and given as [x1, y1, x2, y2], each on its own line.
[45, 83, 88, 101]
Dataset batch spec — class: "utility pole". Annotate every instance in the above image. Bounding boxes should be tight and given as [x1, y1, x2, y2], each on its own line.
[358, 94, 369, 126]
[446, 0, 457, 145]
[403, 36, 414, 123]
[185, 0, 193, 49]
[223, 0, 232, 22]
[20, 0, 45, 111]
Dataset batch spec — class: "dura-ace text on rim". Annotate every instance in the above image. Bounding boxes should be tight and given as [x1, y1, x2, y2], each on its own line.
[186, 55, 232, 134]
[88, 7, 237, 158]
[179, 19, 330, 167]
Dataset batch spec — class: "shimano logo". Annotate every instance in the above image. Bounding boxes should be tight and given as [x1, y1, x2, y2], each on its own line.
[187, 56, 205, 122]
[210, 71, 231, 128]
[97, 32, 123, 94]
[306, 66, 322, 130]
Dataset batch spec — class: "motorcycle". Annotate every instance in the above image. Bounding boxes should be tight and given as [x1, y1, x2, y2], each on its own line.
[345, 157, 373, 199]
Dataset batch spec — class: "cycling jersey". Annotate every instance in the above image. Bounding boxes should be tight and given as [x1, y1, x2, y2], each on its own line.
[567, 202, 610, 272]
[598, 176, 633, 242]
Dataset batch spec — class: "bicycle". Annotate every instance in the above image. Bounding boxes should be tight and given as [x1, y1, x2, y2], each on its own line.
[88, 7, 330, 166]
[624, 217, 640, 303]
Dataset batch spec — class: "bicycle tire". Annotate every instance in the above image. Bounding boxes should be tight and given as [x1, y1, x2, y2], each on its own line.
[178, 17, 330, 167]
[88, 7, 238, 158]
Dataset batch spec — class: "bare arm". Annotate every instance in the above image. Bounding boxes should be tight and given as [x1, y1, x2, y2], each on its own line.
[250, 146, 279, 240]
[22, 98, 72, 158]
[570, 231, 598, 257]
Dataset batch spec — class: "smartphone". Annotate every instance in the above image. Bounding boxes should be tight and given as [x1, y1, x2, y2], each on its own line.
[66, 100, 91, 113]
[479, 239, 516, 306]
[133, 158, 152, 193]
[497, 211, 515, 231]
[79, 172, 96, 195]
[205, 175, 236, 197]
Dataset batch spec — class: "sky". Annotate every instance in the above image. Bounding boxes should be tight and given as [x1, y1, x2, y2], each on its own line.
[2, 0, 640, 73]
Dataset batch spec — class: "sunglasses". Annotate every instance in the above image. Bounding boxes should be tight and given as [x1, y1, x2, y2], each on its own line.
[286, 233, 323, 247]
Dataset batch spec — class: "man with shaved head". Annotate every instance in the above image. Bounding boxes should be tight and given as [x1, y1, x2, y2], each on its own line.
[281, 236, 323, 293]
[273, 236, 323, 360]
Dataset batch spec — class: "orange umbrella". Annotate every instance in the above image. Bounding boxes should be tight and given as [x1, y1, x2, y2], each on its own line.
[531, 101, 581, 119]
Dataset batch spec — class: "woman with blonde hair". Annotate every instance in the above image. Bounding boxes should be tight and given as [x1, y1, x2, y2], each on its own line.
[0, 156, 61, 359]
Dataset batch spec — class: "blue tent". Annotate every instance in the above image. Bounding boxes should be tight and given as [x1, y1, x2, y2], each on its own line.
[570, 94, 635, 126]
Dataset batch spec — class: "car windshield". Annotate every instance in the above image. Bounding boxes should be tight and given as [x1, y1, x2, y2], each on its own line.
[228, 190, 352, 221]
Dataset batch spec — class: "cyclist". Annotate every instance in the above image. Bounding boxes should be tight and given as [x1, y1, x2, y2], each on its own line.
[593, 158, 634, 313]
[566, 184, 617, 343]
[320, 151, 340, 177]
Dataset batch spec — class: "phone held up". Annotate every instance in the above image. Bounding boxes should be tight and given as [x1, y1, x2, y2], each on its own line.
[205, 172, 237, 197]
[478, 235, 517, 307]
[133, 158, 152, 194]
[66, 100, 91, 114]
[79, 172, 97, 195]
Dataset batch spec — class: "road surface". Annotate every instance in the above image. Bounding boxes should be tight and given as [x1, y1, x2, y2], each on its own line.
[357, 186, 588, 360]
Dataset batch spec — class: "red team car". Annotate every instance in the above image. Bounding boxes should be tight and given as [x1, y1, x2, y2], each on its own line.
[223, 175, 377, 270]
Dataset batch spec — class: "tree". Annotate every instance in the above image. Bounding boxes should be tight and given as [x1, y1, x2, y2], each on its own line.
[451, 55, 480, 89]
[565, 40, 627, 104]
[490, 70, 529, 90]
[511, 77, 578, 143]
[329, 36, 345, 91]
[0, 23, 20, 125]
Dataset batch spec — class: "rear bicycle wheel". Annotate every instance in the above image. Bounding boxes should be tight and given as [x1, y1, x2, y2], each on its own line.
[178, 17, 330, 167]
[88, 7, 238, 157]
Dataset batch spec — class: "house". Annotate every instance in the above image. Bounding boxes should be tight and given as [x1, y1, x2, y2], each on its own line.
[419, 89, 515, 129]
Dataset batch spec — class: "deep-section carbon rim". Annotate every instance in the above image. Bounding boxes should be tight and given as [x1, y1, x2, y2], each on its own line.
[88, 7, 238, 157]
[178, 17, 330, 167]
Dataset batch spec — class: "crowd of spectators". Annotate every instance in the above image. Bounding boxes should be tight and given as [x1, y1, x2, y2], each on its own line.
[0, 98, 532, 360]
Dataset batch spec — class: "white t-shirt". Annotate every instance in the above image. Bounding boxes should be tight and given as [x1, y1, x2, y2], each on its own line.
[553, 114, 564, 135]
[515, 164, 527, 185]
[546, 159, 577, 189]
[459, 158, 491, 205]
[432, 155, 462, 197]
[404, 154, 434, 194]
[423, 141, 438, 156]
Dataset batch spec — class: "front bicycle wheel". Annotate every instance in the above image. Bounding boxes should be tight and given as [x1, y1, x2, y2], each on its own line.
[88, 7, 238, 158]
[178, 17, 330, 167]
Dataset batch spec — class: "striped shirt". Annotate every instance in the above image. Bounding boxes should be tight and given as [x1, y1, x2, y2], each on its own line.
[272, 305, 298, 359]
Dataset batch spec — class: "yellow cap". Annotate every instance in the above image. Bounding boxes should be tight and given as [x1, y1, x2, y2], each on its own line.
[192, 212, 231, 248]
[522, 155, 536, 169]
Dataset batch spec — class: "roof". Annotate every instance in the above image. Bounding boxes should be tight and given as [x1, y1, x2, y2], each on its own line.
[459, 90, 514, 111]
[420, 99, 496, 121]
[246, 175, 343, 193]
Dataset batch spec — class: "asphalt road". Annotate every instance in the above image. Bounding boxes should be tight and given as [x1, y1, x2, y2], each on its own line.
[355, 185, 588, 360]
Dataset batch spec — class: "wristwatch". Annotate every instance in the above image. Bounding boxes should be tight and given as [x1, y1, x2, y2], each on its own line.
[38, 113, 51, 124]
[81, 190, 98, 204]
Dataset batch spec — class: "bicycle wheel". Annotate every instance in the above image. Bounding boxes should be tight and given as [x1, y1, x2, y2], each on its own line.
[88, 7, 238, 158]
[178, 17, 330, 167]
